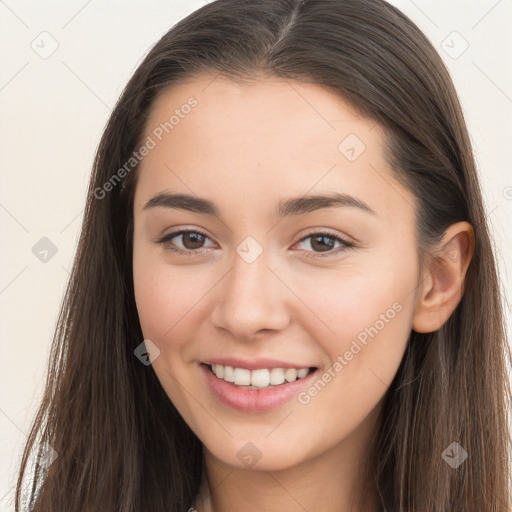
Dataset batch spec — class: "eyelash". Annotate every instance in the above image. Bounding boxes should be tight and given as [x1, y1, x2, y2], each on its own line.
[155, 229, 354, 259]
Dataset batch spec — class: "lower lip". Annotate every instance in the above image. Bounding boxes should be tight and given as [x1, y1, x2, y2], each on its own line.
[200, 363, 318, 413]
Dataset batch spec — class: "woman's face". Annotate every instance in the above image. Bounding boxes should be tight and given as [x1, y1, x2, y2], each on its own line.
[132, 74, 420, 472]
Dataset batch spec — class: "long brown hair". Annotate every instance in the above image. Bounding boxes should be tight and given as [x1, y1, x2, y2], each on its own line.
[15, 0, 511, 510]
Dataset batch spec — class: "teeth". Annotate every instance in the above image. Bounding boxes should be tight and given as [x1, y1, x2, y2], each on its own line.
[210, 364, 313, 389]
[223, 365, 235, 382]
[284, 368, 297, 382]
[269, 368, 285, 385]
[214, 364, 224, 379]
[250, 369, 270, 387]
[297, 368, 309, 378]
[233, 368, 251, 386]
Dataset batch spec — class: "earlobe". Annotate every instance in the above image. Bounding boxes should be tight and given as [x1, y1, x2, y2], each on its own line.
[412, 222, 475, 333]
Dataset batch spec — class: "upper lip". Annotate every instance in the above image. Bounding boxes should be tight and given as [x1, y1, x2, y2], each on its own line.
[202, 357, 316, 371]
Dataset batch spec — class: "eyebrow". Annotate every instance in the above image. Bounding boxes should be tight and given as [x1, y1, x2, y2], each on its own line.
[143, 191, 376, 218]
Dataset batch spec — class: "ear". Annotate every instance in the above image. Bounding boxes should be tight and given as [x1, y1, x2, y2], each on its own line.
[412, 222, 475, 333]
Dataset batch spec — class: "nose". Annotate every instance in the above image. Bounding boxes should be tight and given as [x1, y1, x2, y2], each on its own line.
[210, 249, 291, 342]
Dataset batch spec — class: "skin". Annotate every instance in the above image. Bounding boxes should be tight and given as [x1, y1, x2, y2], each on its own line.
[132, 74, 474, 512]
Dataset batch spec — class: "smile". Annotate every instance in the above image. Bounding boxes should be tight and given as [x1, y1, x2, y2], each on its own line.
[209, 363, 314, 389]
[200, 363, 319, 412]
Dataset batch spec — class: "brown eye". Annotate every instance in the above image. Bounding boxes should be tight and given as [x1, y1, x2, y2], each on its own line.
[294, 232, 354, 258]
[156, 229, 215, 255]
[180, 231, 206, 250]
[310, 234, 337, 252]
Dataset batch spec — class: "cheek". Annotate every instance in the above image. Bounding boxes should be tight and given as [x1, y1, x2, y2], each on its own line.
[134, 273, 177, 338]
[132, 251, 215, 355]
[290, 253, 416, 398]
[133, 257, 174, 341]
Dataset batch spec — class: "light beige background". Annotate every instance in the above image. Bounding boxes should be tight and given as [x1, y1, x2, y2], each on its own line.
[1, 0, 511, 509]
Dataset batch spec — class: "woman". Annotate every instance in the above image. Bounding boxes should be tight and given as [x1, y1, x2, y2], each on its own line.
[15, 0, 511, 510]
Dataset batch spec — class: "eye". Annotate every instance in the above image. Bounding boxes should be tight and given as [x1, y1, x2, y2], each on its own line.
[155, 229, 216, 256]
[155, 229, 354, 259]
[293, 231, 354, 258]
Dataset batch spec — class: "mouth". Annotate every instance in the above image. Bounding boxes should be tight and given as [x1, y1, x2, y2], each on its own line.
[200, 362, 319, 412]
[204, 363, 317, 389]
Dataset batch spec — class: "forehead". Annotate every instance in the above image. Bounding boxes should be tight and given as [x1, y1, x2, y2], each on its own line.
[146, 74, 369, 145]
[133, 74, 415, 221]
